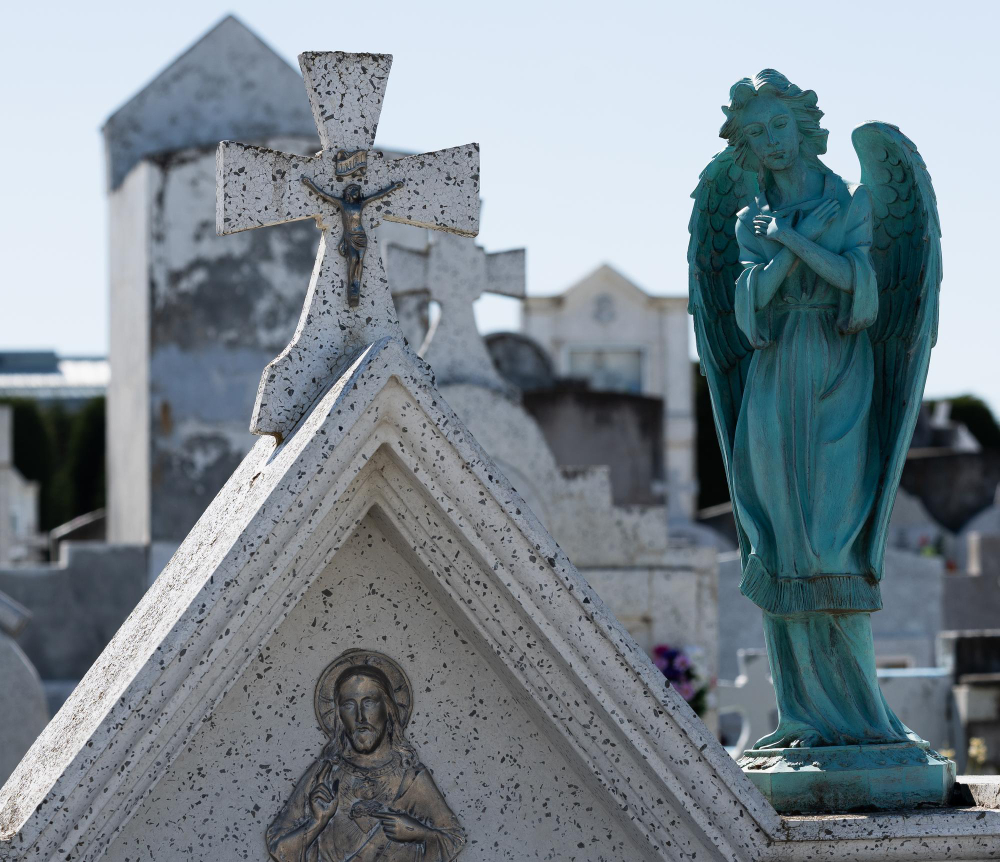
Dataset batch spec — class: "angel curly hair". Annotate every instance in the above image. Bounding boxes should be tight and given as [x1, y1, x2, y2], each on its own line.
[317, 666, 418, 768]
[720, 69, 830, 174]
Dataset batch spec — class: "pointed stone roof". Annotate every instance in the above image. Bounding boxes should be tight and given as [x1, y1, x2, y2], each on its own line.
[0, 339, 767, 860]
[102, 16, 317, 190]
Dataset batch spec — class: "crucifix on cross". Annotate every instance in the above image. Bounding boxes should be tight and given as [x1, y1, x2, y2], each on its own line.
[216, 51, 480, 440]
[387, 233, 525, 393]
[300, 177, 404, 306]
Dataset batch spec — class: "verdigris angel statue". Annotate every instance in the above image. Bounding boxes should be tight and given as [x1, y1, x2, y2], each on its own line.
[689, 70, 941, 751]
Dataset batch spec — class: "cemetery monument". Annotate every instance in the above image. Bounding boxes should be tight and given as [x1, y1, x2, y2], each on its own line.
[689, 69, 952, 810]
[2, 47, 1000, 862]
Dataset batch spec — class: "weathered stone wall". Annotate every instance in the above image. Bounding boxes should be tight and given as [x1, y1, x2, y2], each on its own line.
[522, 266, 697, 519]
[107, 163, 152, 545]
[587, 549, 718, 678]
[878, 668, 956, 753]
[522, 387, 663, 506]
[146, 138, 319, 544]
[873, 550, 947, 667]
[944, 574, 1000, 631]
[717, 554, 765, 681]
[0, 543, 147, 680]
[102, 16, 318, 192]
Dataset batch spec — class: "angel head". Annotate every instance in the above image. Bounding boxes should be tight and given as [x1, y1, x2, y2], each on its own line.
[720, 70, 829, 178]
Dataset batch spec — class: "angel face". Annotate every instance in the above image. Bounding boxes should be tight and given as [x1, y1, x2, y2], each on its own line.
[740, 94, 800, 173]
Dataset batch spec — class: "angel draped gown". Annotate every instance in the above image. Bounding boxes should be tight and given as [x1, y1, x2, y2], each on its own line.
[733, 171, 916, 748]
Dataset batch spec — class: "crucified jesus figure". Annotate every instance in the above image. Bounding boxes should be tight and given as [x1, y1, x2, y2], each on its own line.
[301, 176, 405, 306]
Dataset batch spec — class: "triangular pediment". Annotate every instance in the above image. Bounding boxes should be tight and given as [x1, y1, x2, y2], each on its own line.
[103, 16, 317, 189]
[0, 339, 764, 860]
[2, 339, 996, 861]
[105, 506, 660, 859]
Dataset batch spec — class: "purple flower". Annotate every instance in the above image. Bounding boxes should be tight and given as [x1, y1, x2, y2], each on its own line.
[674, 679, 695, 702]
[673, 652, 692, 672]
[653, 645, 675, 662]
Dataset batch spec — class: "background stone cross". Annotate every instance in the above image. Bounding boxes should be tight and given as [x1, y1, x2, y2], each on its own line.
[715, 649, 776, 756]
[388, 233, 525, 392]
[217, 51, 480, 439]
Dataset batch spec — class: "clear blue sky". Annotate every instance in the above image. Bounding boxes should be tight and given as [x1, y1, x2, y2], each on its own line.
[3, 1, 998, 410]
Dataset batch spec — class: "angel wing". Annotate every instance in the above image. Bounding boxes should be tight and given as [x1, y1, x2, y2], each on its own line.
[687, 149, 758, 561]
[853, 122, 942, 574]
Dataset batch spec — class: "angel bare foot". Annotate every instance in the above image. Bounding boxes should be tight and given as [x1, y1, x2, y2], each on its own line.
[752, 721, 823, 750]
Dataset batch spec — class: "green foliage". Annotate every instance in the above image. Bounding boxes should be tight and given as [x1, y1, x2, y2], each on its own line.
[66, 398, 106, 516]
[928, 395, 1000, 450]
[4, 399, 51, 485]
[1, 398, 106, 531]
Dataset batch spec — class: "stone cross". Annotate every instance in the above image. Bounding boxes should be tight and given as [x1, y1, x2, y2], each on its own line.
[217, 52, 480, 439]
[715, 648, 776, 755]
[387, 233, 525, 392]
[391, 287, 431, 354]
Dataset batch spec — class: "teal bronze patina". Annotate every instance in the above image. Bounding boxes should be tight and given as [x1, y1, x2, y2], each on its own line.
[689, 70, 953, 811]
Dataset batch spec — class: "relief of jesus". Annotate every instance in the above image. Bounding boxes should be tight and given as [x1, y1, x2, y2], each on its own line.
[266, 650, 465, 862]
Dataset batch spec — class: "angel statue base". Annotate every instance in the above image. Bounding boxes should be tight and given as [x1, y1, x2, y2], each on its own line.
[689, 70, 955, 812]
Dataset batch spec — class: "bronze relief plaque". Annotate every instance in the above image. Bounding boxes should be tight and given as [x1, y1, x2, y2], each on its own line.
[267, 649, 465, 861]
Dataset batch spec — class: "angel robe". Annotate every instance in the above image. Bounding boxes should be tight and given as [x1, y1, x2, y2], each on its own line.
[732, 172, 914, 746]
[267, 754, 465, 862]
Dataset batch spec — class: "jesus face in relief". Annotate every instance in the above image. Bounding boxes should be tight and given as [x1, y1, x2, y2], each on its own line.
[337, 673, 390, 754]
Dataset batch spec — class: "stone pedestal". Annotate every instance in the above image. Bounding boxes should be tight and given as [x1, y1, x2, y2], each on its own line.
[739, 742, 955, 813]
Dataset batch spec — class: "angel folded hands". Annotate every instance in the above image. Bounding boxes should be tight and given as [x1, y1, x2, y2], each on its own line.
[751, 199, 853, 297]
[751, 199, 839, 243]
